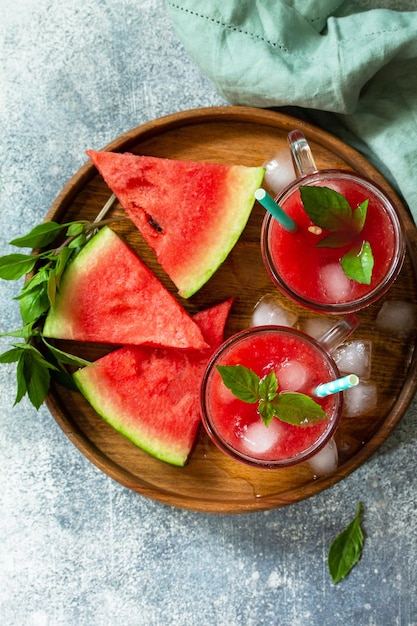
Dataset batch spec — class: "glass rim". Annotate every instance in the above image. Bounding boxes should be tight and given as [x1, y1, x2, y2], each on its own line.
[261, 169, 406, 314]
[200, 325, 343, 469]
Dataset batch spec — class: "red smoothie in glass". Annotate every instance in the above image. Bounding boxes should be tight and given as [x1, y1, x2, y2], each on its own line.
[201, 326, 342, 468]
[261, 171, 405, 314]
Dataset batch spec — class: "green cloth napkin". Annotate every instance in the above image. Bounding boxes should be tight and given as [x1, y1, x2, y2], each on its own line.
[166, 1, 417, 222]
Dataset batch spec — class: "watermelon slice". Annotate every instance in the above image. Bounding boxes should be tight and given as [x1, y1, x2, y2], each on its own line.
[43, 226, 207, 349]
[73, 298, 234, 466]
[87, 150, 265, 298]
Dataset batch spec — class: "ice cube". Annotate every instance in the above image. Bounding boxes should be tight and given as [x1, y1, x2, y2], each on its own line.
[308, 438, 338, 476]
[375, 300, 417, 335]
[302, 317, 334, 340]
[242, 419, 283, 454]
[319, 263, 353, 303]
[277, 359, 309, 391]
[263, 149, 296, 195]
[216, 381, 237, 405]
[251, 294, 298, 328]
[343, 382, 377, 417]
[334, 340, 372, 380]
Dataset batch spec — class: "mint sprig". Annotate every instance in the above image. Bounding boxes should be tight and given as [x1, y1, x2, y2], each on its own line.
[0, 215, 123, 409]
[328, 502, 364, 584]
[300, 185, 374, 285]
[216, 364, 327, 427]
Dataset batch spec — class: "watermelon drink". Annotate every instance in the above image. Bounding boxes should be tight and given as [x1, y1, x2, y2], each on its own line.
[200, 319, 357, 469]
[261, 131, 405, 314]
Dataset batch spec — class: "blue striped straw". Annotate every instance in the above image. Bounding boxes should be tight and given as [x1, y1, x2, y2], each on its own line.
[254, 188, 298, 232]
[314, 374, 359, 398]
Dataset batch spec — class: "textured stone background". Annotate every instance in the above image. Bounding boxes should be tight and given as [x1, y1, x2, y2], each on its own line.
[1, 1, 417, 625]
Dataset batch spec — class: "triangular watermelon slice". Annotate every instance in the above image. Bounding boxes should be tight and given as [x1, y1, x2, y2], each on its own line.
[73, 298, 234, 466]
[43, 226, 207, 349]
[87, 150, 265, 298]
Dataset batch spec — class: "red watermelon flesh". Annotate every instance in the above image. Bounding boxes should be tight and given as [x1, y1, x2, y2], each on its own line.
[73, 298, 234, 466]
[42, 226, 207, 349]
[87, 150, 265, 298]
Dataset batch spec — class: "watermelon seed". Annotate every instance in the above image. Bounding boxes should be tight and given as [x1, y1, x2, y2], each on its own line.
[146, 213, 163, 233]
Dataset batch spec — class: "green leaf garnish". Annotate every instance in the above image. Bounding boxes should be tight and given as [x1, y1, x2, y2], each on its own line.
[65, 222, 86, 238]
[9, 222, 69, 249]
[41, 337, 95, 368]
[0, 209, 123, 409]
[258, 370, 278, 401]
[14, 343, 58, 409]
[216, 364, 261, 403]
[0, 253, 38, 280]
[328, 502, 364, 584]
[300, 186, 353, 231]
[258, 399, 277, 427]
[18, 280, 50, 325]
[68, 233, 88, 249]
[216, 364, 327, 427]
[351, 199, 368, 232]
[0, 323, 38, 340]
[299, 185, 374, 284]
[341, 241, 374, 285]
[270, 392, 328, 426]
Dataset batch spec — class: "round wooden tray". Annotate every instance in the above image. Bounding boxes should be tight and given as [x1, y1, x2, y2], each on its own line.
[45, 106, 417, 513]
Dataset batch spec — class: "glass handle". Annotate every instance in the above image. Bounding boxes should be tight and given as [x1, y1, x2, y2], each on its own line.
[318, 314, 360, 353]
[288, 129, 318, 176]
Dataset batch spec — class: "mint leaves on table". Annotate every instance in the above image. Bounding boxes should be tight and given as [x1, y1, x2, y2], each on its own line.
[300, 185, 374, 284]
[216, 364, 326, 427]
[0, 217, 120, 409]
[328, 502, 364, 584]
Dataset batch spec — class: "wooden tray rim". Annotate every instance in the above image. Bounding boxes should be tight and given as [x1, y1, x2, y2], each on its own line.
[44, 105, 417, 514]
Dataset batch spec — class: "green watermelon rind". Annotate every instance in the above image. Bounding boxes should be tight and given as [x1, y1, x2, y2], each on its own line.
[176, 165, 265, 298]
[42, 228, 107, 338]
[74, 367, 189, 466]
[87, 150, 265, 300]
[42, 226, 206, 348]
[72, 298, 234, 467]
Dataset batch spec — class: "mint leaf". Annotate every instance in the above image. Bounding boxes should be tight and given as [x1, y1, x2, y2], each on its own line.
[47, 270, 57, 308]
[216, 364, 326, 427]
[14, 344, 56, 408]
[18, 266, 49, 297]
[25, 357, 52, 409]
[328, 502, 364, 584]
[9, 222, 67, 249]
[258, 399, 277, 427]
[351, 200, 368, 233]
[341, 241, 374, 284]
[13, 342, 59, 369]
[68, 234, 87, 249]
[66, 222, 86, 237]
[0, 253, 38, 280]
[216, 364, 261, 403]
[18, 282, 50, 325]
[42, 338, 95, 368]
[0, 324, 37, 340]
[271, 392, 327, 426]
[259, 371, 278, 401]
[15, 353, 30, 405]
[53, 246, 73, 289]
[16, 349, 51, 409]
[300, 186, 353, 231]
[0, 347, 24, 363]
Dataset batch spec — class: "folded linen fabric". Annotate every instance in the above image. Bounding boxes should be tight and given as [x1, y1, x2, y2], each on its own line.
[166, 0, 417, 222]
